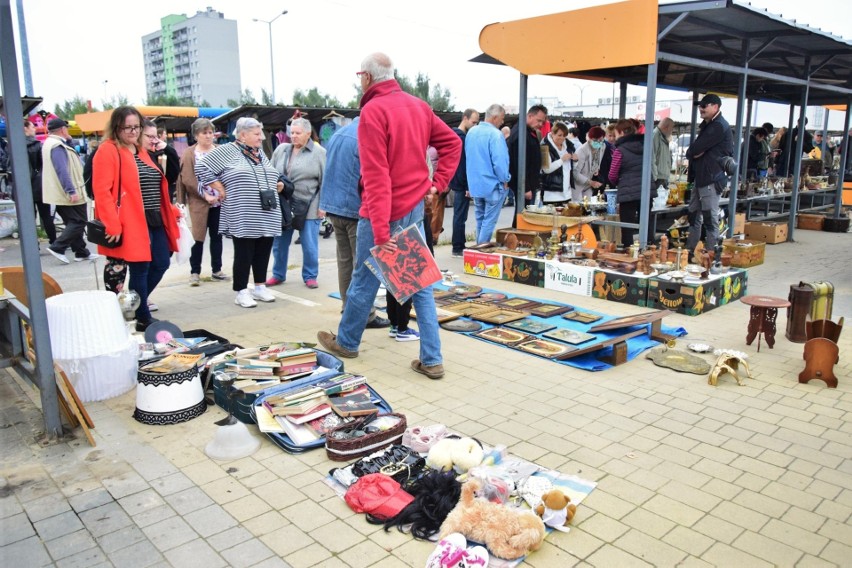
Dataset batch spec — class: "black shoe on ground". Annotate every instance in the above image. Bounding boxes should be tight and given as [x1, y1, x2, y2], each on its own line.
[135, 318, 159, 332]
[365, 316, 391, 329]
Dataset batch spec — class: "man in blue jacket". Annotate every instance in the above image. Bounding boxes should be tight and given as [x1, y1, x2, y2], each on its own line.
[685, 94, 733, 250]
[465, 104, 510, 244]
[318, 116, 389, 329]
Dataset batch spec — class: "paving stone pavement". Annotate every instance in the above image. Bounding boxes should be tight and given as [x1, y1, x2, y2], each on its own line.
[1, 208, 851, 567]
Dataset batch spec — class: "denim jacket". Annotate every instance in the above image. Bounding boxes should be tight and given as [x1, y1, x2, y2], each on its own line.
[319, 117, 362, 220]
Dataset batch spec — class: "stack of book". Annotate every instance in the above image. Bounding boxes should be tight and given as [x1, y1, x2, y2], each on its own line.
[224, 346, 320, 392]
[256, 373, 380, 443]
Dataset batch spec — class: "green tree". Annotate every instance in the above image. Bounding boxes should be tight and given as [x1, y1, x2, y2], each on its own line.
[102, 94, 130, 110]
[146, 94, 195, 106]
[261, 88, 274, 106]
[54, 96, 94, 119]
[347, 71, 454, 111]
[292, 87, 342, 108]
[227, 89, 259, 107]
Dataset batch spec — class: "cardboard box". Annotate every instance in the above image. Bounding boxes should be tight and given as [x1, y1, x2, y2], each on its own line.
[797, 214, 824, 231]
[647, 277, 719, 316]
[716, 269, 748, 306]
[592, 269, 650, 306]
[543, 262, 594, 297]
[745, 221, 788, 244]
[462, 250, 502, 279]
[722, 239, 765, 268]
[502, 257, 546, 287]
[734, 212, 746, 235]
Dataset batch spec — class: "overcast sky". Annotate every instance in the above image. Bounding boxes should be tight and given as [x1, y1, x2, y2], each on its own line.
[7, 0, 851, 117]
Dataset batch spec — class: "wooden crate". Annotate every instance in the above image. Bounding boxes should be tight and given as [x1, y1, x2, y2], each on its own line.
[722, 239, 765, 268]
[797, 214, 824, 231]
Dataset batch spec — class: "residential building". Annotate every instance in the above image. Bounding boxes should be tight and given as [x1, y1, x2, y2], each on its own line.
[142, 7, 241, 106]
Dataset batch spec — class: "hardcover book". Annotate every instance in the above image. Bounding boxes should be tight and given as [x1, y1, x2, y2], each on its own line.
[364, 224, 442, 303]
[328, 386, 379, 417]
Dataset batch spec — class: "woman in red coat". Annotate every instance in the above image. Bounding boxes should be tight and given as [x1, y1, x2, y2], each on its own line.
[92, 107, 179, 330]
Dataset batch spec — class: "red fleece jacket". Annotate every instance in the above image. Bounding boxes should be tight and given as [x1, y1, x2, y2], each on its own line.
[357, 80, 461, 245]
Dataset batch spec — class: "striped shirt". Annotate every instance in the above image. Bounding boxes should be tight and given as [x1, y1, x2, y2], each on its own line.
[136, 155, 163, 227]
[195, 142, 282, 239]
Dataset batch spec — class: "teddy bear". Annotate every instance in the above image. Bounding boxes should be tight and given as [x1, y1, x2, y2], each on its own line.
[534, 489, 577, 532]
[439, 479, 546, 560]
[426, 436, 484, 474]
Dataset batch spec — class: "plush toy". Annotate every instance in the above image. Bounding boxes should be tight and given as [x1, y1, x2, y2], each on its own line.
[426, 436, 484, 474]
[439, 479, 546, 561]
[534, 489, 577, 532]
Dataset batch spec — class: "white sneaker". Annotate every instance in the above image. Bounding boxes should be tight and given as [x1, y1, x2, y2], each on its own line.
[74, 252, 102, 262]
[251, 285, 275, 302]
[235, 289, 257, 308]
[47, 247, 70, 264]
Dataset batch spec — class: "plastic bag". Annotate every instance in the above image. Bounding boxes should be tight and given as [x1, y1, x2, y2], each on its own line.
[173, 208, 193, 265]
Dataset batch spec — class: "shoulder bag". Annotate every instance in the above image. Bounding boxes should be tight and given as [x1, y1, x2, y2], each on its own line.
[86, 146, 123, 248]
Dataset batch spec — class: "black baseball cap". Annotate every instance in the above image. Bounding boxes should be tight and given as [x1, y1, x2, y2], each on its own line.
[696, 94, 722, 107]
[47, 118, 70, 131]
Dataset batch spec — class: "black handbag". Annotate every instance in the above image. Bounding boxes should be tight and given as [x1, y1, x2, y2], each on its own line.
[259, 189, 278, 211]
[86, 146, 122, 248]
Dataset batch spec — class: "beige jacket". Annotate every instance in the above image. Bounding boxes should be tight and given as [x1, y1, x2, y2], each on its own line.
[41, 135, 87, 206]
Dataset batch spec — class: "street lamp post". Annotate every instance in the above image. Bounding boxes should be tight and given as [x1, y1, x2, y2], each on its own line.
[572, 84, 589, 106]
[103, 80, 108, 101]
[253, 10, 288, 104]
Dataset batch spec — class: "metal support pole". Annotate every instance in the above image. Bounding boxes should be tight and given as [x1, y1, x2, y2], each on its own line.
[639, 59, 658, 247]
[831, 101, 851, 219]
[0, 0, 61, 438]
[740, 99, 753, 179]
[618, 82, 628, 119]
[689, 91, 699, 143]
[516, 73, 528, 217]
[267, 23, 275, 103]
[787, 58, 811, 242]
[728, 40, 750, 237]
[782, 105, 796, 176]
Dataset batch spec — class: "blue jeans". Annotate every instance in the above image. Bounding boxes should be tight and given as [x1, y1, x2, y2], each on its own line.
[473, 189, 504, 244]
[271, 219, 320, 282]
[131, 226, 171, 323]
[451, 189, 469, 253]
[336, 202, 442, 366]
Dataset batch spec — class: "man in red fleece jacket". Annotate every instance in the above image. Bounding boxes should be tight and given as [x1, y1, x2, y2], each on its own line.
[318, 52, 461, 380]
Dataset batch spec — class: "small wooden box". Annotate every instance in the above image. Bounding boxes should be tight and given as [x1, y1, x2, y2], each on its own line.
[797, 214, 824, 231]
[745, 221, 788, 244]
[722, 239, 765, 268]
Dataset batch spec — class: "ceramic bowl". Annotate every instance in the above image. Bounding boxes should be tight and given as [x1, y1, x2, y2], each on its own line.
[650, 263, 670, 274]
[684, 264, 704, 277]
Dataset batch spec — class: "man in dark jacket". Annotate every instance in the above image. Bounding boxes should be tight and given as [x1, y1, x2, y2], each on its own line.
[450, 108, 479, 256]
[24, 119, 56, 244]
[685, 94, 733, 250]
[508, 104, 547, 208]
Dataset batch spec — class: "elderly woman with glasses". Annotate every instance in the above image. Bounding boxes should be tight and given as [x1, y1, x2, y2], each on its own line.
[267, 117, 326, 289]
[92, 108, 180, 330]
[176, 118, 228, 286]
[195, 117, 282, 308]
[572, 125, 610, 202]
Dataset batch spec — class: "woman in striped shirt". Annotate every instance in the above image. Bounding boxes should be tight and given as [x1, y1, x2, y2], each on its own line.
[195, 117, 283, 308]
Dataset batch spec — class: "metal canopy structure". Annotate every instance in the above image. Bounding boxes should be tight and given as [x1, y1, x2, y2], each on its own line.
[474, 0, 852, 246]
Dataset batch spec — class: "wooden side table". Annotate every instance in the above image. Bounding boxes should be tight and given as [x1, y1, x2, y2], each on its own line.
[741, 295, 791, 351]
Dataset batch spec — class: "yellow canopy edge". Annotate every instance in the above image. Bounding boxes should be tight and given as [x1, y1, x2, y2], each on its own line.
[479, 0, 659, 76]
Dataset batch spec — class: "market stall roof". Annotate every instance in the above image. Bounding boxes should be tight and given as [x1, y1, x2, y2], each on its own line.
[0, 96, 43, 117]
[75, 106, 233, 134]
[473, 0, 852, 106]
[211, 105, 470, 131]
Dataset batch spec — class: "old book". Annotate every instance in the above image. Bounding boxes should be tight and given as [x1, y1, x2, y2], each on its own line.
[234, 357, 281, 369]
[284, 403, 332, 425]
[263, 392, 329, 416]
[365, 224, 441, 303]
[275, 362, 318, 377]
[328, 386, 379, 417]
[255, 404, 286, 433]
[275, 416, 319, 444]
[314, 374, 367, 395]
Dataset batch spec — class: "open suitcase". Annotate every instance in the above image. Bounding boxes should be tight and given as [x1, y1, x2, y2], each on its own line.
[252, 374, 393, 454]
[800, 281, 834, 321]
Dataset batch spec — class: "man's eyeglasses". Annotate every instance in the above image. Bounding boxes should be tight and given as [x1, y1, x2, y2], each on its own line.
[355, 71, 369, 78]
[121, 125, 141, 132]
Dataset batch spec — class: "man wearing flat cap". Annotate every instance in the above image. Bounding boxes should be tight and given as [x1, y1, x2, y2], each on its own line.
[685, 94, 732, 251]
[41, 118, 98, 263]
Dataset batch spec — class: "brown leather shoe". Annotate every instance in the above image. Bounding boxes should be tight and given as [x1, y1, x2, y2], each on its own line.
[317, 330, 358, 359]
[411, 359, 444, 380]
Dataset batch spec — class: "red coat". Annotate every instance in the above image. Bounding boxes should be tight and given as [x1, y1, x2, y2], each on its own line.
[357, 79, 461, 245]
[92, 139, 179, 261]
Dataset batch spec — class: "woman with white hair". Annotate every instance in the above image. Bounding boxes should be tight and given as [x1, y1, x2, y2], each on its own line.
[195, 117, 283, 308]
[267, 116, 326, 289]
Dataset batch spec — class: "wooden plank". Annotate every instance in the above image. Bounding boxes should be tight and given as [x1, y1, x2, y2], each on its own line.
[555, 328, 647, 361]
[54, 368, 96, 447]
[56, 387, 80, 428]
[55, 366, 94, 429]
[589, 310, 673, 333]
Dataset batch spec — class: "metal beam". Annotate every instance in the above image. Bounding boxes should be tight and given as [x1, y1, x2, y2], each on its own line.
[787, 58, 812, 243]
[658, 51, 852, 95]
[619, 82, 627, 119]
[832, 103, 851, 219]
[658, 12, 688, 42]
[516, 73, 528, 218]
[728, 39, 750, 238]
[659, 1, 727, 15]
[747, 37, 777, 63]
[0, 0, 61, 438]
[639, 58, 658, 248]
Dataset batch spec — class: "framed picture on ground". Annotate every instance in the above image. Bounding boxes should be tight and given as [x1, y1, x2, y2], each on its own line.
[442, 301, 495, 317]
[504, 318, 557, 335]
[472, 327, 531, 346]
[497, 297, 543, 311]
[528, 303, 575, 318]
[542, 329, 597, 345]
[515, 339, 577, 359]
[562, 310, 603, 324]
[471, 308, 529, 325]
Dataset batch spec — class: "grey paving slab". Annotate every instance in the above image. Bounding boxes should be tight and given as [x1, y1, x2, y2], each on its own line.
[78, 502, 134, 538]
[0, 535, 53, 567]
[34, 509, 85, 541]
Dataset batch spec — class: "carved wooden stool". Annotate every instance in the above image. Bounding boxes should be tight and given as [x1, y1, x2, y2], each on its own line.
[741, 295, 790, 351]
[799, 317, 843, 389]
